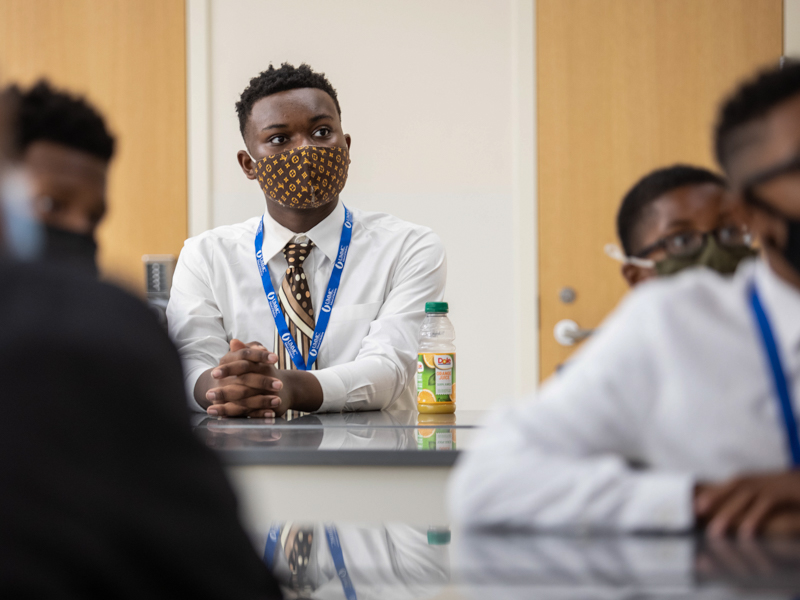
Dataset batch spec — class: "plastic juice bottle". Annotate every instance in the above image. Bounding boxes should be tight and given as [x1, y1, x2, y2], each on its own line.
[416, 301, 456, 414]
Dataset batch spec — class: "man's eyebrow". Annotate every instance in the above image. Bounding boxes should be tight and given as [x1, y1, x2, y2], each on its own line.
[261, 123, 288, 131]
[309, 113, 334, 123]
[663, 218, 697, 230]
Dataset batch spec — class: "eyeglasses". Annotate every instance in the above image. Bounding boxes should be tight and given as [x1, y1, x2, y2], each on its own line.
[635, 224, 753, 260]
[742, 153, 800, 216]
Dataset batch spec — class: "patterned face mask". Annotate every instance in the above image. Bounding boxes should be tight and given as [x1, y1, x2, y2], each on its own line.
[255, 145, 349, 210]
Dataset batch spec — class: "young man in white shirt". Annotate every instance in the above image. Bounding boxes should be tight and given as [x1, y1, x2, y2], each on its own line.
[449, 61, 800, 538]
[609, 165, 755, 287]
[167, 63, 446, 418]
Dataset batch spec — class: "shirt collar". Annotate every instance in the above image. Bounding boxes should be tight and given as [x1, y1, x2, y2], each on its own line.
[755, 259, 800, 354]
[259, 201, 346, 263]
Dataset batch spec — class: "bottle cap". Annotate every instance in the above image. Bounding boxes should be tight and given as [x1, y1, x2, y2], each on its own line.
[427, 527, 452, 545]
[425, 301, 449, 313]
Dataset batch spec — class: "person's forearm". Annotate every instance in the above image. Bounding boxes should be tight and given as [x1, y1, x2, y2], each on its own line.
[280, 370, 323, 413]
[193, 368, 215, 410]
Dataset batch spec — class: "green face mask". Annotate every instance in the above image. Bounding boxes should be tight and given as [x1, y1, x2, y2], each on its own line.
[654, 236, 758, 277]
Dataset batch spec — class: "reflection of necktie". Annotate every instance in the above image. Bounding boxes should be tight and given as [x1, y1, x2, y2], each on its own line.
[274, 238, 316, 420]
[285, 525, 315, 593]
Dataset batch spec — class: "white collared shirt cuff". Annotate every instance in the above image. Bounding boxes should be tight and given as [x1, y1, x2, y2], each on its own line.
[621, 472, 696, 532]
[184, 363, 212, 413]
[310, 368, 349, 413]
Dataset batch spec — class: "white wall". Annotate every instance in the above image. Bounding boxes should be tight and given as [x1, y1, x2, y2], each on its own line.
[787, 0, 800, 58]
[187, 0, 537, 410]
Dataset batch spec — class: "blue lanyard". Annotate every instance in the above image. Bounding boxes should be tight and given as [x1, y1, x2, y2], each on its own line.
[263, 525, 280, 567]
[255, 206, 353, 370]
[324, 525, 357, 600]
[263, 524, 357, 600]
[749, 283, 800, 467]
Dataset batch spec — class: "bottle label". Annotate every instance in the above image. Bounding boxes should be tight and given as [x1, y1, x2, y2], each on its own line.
[416, 353, 456, 404]
[417, 428, 457, 450]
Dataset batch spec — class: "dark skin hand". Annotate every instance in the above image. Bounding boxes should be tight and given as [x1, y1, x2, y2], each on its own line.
[194, 339, 324, 418]
[199, 87, 351, 418]
[695, 471, 800, 539]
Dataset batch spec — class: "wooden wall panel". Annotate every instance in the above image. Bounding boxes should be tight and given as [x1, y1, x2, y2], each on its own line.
[537, 0, 783, 378]
[0, 0, 187, 292]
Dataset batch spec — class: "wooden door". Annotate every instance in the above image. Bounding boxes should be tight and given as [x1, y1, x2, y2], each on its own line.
[0, 0, 187, 293]
[537, 0, 783, 378]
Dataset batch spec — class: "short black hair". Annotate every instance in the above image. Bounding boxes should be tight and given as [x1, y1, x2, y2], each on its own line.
[2, 80, 114, 161]
[617, 165, 726, 256]
[235, 63, 341, 138]
[715, 59, 800, 170]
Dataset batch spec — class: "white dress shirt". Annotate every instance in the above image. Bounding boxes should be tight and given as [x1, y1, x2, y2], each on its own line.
[449, 258, 800, 532]
[167, 201, 446, 413]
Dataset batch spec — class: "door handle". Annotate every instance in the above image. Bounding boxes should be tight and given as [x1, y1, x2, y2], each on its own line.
[554, 319, 594, 346]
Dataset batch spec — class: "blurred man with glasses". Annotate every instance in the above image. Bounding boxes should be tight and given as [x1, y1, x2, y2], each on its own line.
[608, 164, 756, 287]
[451, 60, 800, 539]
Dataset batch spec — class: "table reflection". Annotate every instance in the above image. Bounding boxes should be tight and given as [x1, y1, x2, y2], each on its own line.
[193, 411, 465, 453]
[253, 523, 800, 599]
[256, 523, 450, 600]
[454, 530, 800, 599]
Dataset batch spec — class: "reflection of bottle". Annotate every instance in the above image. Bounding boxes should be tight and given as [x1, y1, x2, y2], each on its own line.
[417, 302, 456, 414]
[417, 413, 457, 450]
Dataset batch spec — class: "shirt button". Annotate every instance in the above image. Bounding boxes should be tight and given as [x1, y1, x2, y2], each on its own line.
[294, 234, 309, 244]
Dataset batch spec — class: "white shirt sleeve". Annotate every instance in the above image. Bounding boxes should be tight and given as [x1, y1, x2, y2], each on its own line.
[166, 237, 230, 412]
[312, 230, 447, 412]
[448, 287, 696, 532]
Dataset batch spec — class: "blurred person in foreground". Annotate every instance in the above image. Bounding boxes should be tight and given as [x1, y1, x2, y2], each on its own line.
[2, 80, 112, 275]
[607, 165, 756, 287]
[0, 87, 281, 597]
[450, 61, 800, 539]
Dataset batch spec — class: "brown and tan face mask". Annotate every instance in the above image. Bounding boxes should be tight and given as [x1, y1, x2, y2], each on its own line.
[255, 145, 349, 210]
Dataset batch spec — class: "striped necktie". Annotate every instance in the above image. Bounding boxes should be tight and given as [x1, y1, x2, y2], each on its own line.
[274, 238, 316, 419]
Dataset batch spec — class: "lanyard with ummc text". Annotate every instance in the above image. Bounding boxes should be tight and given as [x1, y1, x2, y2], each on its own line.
[255, 206, 353, 371]
[749, 283, 800, 467]
[263, 524, 357, 600]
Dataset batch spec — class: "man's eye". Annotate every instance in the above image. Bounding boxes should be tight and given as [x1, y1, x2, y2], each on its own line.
[313, 127, 331, 138]
[718, 225, 746, 245]
[268, 135, 288, 145]
[672, 233, 693, 248]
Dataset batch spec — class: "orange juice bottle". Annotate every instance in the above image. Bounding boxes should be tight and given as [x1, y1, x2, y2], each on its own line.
[416, 302, 456, 414]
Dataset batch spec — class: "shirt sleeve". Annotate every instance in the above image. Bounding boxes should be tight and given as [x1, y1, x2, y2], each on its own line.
[166, 238, 230, 412]
[311, 229, 447, 412]
[448, 287, 696, 533]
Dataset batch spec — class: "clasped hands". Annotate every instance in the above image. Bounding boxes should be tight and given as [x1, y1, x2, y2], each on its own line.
[196, 339, 286, 418]
[196, 339, 324, 418]
[695, 470, 800, 538]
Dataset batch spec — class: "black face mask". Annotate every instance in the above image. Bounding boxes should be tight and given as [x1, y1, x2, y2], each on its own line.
[783, 217, 800, 275]
[43, 225, 99, 276]
[744, 154, 800, 277]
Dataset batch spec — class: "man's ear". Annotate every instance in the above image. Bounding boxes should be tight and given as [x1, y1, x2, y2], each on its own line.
[237, 150, 258, 180]
[622, 264, 655, 287]
[344, 134, 351, 151]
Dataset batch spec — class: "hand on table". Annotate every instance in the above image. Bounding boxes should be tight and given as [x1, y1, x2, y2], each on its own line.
[695, 471, 800, 539]
[204, 339, 288, 418]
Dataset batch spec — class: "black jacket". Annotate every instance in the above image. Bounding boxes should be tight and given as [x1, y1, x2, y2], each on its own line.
[0, 261, 281, 599]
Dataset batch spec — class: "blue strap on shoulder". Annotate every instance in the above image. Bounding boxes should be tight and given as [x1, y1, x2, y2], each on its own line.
[749, 283, 800, 467]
